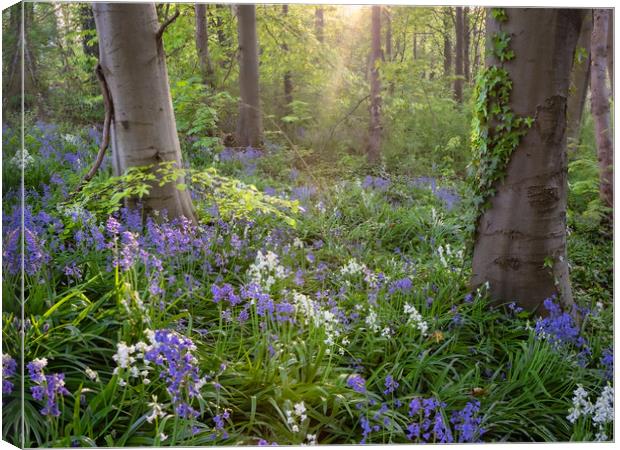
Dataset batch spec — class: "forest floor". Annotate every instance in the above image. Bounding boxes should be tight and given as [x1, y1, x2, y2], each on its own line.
[1, 121, 614, 446]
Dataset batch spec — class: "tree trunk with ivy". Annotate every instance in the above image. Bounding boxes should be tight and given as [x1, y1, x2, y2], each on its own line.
[471, 8, 584, 313]
[566, 10, 592, 152]
[367, 5, 382, 164]
[93, 3, 196, 221]
[591, 9, 613, 211]
[236, 4, 262, 147]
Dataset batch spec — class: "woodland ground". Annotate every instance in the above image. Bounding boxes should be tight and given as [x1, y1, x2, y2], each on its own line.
[0, 109, 614, 445]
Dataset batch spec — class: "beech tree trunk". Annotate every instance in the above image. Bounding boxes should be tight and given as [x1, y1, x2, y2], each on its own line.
[195, 3, 215, 89]
[471, 9, 584, 313]
[591, 9, 613, 210]
[236, 5, 262, 148]
[93, 3, 196, 221]
[367, 6, 382, 164]
[454, 7, 464, 103]
[566, 11, 592, 151]
[464, 7, 470, 83]
[282, 5, 293, 109]
[315, 7, 324, 43]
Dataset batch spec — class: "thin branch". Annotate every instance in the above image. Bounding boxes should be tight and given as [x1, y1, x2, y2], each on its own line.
[156, 6, 180, 41]
[220, 48, 239, 87]
[78, 64, 114, 189]
[322, 95, 370, 152]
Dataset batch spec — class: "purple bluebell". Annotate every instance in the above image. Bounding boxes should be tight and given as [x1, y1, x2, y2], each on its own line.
[347, 374, 367, 394]
[2, 355, 17, 394]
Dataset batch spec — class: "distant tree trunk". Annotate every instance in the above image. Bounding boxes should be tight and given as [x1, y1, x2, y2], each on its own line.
[315, 7, 324, 43]
[591, 9, 613, 210]
[464, 7, 470, 83]
[454, 7, 464, 103]
[195, 3, 215, 89]
[93, 3, 196, 221]
[471, 9, 584, 313]
[367, 6, 382, 164]
[566, 11, 593, 151]
[443, 9, 452, 81]
[3, 2, 40, 116]
[3, 3, 23, 115]
[236, 4, 262, 147]
[282, 5, 293, 109]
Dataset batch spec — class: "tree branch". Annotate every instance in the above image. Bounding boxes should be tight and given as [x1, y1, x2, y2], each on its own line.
[322, 95, 370, 151]
[156, 6, 180, 41]
[79, 64, 114, 188]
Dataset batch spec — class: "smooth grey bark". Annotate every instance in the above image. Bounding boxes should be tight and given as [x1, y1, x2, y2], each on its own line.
[471, 9, 584, 313]
[454, 7, 464, 103]
[591, 9, 613, 210]
[93, 3, 196, 222]
[367, 5, 382, 164]
[566, 11, 592, 151]
[195, 3, 215, 89]
[236, 4, 262, 147]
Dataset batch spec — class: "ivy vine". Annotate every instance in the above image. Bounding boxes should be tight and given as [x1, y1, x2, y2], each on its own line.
[470, 8, 533, 215]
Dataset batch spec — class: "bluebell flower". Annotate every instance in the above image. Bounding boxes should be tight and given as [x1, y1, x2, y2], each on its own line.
[347, 374, 367, 393]
[600, 348, 613, 381]
[383, 375, 400, 395]
[388, 277, 413, 295]
[27, 359, 70, 417]
[450, 400, 485, 442]
[2, 354, 17, 394]
[535, 297, 588, 351]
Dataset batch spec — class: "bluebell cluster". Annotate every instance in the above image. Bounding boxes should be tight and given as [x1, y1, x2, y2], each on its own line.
[409, 176, 460, 211]
[27, 359, 70, 417]
[535, 297, 588, 350]
[362, 175, 391, 192]
[347, 373, 485, 444]
[2, 354, 17, 394]
[144, 330, 203, 419]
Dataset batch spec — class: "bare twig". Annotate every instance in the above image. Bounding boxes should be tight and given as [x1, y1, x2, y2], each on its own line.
[156, 6, 180, 41]
[322, 95, 370, 152]
[79, 64, 114, 188]
[220, 48, 239, 87]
